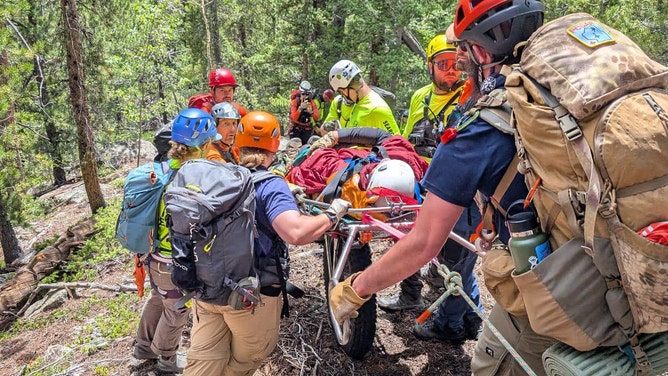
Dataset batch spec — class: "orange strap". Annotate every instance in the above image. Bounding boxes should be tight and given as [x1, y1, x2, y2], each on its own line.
[133, 254, 146, 298]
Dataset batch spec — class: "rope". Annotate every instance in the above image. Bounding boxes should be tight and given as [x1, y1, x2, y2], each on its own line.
[419, 262, 538, 376]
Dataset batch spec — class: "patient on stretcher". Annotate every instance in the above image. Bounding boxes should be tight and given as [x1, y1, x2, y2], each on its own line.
[284, 127, 429, 215]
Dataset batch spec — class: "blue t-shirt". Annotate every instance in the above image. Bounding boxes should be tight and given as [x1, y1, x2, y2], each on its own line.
[254, 173, 299, 256]
[420, 74, 527, 243]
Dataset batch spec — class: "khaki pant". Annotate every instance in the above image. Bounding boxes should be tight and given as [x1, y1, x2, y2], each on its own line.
[135, 258, 190, 360]
[471, 304, 556, 376]
[184, 294, 282, 376]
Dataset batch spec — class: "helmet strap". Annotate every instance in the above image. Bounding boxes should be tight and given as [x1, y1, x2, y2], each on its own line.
[480, 57, 506, 71]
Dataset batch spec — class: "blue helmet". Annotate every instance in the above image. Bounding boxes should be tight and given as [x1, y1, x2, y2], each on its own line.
[171, 108, 221, 147]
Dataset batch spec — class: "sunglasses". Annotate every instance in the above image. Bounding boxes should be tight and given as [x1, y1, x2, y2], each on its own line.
[432, 58, 457, 71]
[455, 41, 478, 53]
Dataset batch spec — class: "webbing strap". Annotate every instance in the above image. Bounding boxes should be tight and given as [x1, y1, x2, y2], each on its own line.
[557, 189, 584, 237]
[316, 159, 357, 203]
[616, 173, 668, 198]
[528, 78, 603, 254]
[490, 154, 520, 217]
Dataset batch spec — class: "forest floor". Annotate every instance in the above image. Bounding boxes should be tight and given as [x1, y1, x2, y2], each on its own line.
[0, 157, 493, 376]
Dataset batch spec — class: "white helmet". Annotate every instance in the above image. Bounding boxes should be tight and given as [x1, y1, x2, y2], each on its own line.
[299, 80, 312, 93]
[367, 159, 416, 206]
[329, 60, 361, 91]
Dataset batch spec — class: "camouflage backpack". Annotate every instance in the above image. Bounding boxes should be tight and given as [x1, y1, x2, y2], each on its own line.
[504, 12, 668, 369]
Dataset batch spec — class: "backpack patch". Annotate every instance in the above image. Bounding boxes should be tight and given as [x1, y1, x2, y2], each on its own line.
[164, 159, 257, 306]
[116, 161, 174, 254]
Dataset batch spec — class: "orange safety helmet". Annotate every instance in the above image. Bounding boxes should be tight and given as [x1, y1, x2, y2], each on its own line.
[236, 111, 281, 153]
[208, 68, 239, 88]
[454, 0, 544, 57]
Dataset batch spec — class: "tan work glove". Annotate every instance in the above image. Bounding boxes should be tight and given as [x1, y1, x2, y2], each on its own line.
[326, 198, 351, 225]
[329, 272, 370, 325]
[307, 131, 338, 156]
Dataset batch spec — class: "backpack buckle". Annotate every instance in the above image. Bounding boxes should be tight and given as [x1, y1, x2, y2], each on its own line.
[557, 113, 582, 141]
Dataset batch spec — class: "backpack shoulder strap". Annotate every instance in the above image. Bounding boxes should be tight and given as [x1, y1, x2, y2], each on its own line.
[251, 169, 279, 185]
[336, 96, 343, 119]
[525, 75, 601, 252]
[476, 88, 514, 135]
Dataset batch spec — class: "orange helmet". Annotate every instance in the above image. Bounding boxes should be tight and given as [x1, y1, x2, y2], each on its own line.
[236, 111, 281, 152]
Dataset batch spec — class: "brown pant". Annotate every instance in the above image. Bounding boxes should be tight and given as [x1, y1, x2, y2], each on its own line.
[471, 304, 556, 376]
[184, 295, 282, 376]
[135, 258, 191, 360]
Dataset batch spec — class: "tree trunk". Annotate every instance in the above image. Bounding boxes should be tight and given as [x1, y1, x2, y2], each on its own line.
[34, 56, 67, 186]
[0, 49, 23, 265]
[0, 199, 22, 265]
[209, 1, 222, 67]
[60, 0, 106, 213]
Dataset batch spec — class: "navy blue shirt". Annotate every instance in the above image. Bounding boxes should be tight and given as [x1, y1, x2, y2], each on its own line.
[254, 173, 299, 257]
[421, 74, 527, 243]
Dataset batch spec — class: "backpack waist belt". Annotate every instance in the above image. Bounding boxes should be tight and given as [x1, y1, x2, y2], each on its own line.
[151, 251, 173, 265]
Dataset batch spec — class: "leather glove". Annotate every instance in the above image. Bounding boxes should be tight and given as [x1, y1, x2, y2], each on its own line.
[307, 131, 337, 156]
[326, 198, 351, 224]
[299, 101, 310, 111]
[329, 272, 370, 325]
[288, 183, 306, 197]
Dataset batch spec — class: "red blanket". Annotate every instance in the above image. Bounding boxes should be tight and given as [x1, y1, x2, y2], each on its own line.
[288, 135, 429, 194]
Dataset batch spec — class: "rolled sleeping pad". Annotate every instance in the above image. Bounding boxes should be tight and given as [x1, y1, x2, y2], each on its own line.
[542, 331, 668, 376]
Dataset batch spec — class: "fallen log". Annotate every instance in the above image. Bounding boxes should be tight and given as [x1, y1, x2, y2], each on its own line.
[0, 219, 98, 329]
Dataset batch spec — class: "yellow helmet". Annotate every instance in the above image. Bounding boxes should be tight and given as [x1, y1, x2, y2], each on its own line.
[426, 34, 456, 61]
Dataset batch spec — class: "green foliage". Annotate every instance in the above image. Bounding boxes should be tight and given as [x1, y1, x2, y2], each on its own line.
[0, 293, 139, 373]
[79, 294, 140, 340]
[34, 234, 59, 253]
[0, 0, 665, 243]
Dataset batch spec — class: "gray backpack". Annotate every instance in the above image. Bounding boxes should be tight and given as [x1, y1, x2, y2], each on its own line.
[164, 159, 257, 307]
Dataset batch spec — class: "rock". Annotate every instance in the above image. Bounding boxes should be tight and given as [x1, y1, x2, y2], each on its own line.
[102, 140, 157, 169]
[24, 289, 69, 319]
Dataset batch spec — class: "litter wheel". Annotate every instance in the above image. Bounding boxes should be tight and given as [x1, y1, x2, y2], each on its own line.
[323, 234, 376, 359]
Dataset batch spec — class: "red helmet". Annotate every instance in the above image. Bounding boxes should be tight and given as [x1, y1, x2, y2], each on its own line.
[454, 0, 544, 58]
[323, 89, 335, 102]
[208, 68, 239, 88]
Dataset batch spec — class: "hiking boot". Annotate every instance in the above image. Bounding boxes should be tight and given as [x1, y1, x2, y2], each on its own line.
[377, 293, 424, 312]
[424, 263, 445, 288]
[133, 345, 158, 360]
[464, 315, 483, 341]
[157, 357, 183, 374]
[413, 321, 466, 345]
